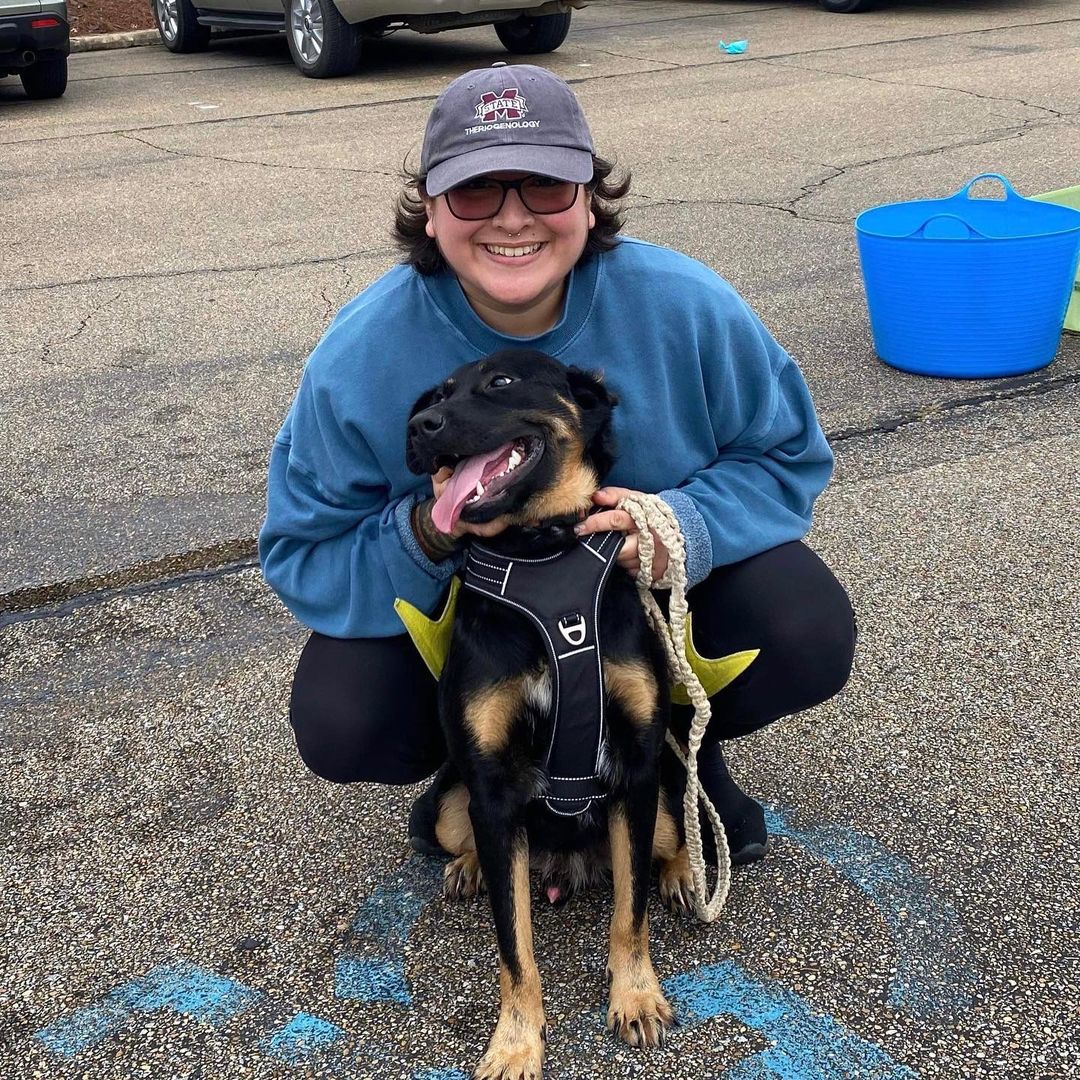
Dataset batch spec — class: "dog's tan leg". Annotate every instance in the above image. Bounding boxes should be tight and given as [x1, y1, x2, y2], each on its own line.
[652, 794, 694, 916]
[607, 807, 675, 1048]
[474, 838, 546, 1080]
[435, 785, 485, 900]
[658, 845, 694, 917]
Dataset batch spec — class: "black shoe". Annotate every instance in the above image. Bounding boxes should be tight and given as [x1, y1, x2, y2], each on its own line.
[407, 762, 456, 857]
[695, 745, 768, 866]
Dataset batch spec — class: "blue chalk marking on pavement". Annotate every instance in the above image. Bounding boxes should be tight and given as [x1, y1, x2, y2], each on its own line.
[33, 1001, 129, 1059]
[411, 1070, 470, 1080]
[765, 806, 978, 1021]
[262, 1011, 348, 1063]
[664, 959, 918, 1080]
[335, 856, 444, 1005]
[334, 955, 411, 1005]
[33, 961, 264, 1059]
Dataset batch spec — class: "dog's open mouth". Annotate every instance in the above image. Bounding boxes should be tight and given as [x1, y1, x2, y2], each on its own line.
[431, 436, 544, 533]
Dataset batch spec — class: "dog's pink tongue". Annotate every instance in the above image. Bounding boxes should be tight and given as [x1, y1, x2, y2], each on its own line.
[546, 886, 562, 905]
[431, 443, 514, 534]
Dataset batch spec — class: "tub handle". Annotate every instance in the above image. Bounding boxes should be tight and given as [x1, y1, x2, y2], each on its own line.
[950, 173, 1022, 203]
[907, 214, 989, 240]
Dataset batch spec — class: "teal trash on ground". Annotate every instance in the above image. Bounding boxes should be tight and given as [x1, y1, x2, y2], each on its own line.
[855, 173, 1080, 378]
[718, 39, 748, 53]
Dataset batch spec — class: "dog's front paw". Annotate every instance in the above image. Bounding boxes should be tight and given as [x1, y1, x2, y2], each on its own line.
[474, 1016, 546, 1080]
[444, 852, 485, 900]
[658, 846, 695, 916]
[607, 979, 675, 1049]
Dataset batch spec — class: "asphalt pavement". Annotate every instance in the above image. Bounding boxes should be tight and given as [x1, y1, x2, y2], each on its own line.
[2, 1, 1079, 1077]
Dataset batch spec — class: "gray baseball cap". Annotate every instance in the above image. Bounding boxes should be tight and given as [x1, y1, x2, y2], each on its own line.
[421, 64, 595, 197]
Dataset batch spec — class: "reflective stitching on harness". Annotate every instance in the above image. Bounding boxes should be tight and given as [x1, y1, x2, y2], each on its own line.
[468, 555, 508, 572]
[468, 570, 505, 586]
[556, 645, 595, 660]
[473, 543, 564, 565]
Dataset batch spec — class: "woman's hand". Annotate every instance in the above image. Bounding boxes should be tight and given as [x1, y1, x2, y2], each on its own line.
[431, 466, 510, 539]
[573, 486, 670, 582]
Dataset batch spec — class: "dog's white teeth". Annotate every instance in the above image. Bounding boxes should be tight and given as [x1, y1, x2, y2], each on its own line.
[475, 481, 485, 497]
[508, 449, 522, 469]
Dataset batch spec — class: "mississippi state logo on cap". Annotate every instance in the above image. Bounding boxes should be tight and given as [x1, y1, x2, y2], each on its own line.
[475, 88, 528, 123]
[420, 64, 596, 198]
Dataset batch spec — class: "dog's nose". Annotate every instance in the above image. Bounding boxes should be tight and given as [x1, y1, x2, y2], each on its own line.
[409, 408, 446, 439]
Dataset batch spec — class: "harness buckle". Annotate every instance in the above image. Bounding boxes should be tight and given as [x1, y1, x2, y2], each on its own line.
[557, 612, 587, 647]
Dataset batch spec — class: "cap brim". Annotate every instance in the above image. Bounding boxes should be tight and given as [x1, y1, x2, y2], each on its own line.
[425, 144, 594, 197]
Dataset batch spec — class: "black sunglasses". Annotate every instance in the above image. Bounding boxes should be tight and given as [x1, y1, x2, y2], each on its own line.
[443, 175, 581, 221]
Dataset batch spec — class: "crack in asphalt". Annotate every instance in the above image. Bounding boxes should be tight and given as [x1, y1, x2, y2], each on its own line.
[758, 57, 1066, 121]
[118, 130, 400, 177]
[827, 366, 1080, 445]
[576, 45, 680, 70]
[320, 284, 336, 326]
[627, 118, 1052, 226]
[39, 292, 122, 365]
[2, 247, 392, 296]
[3, 366, 1078, 623]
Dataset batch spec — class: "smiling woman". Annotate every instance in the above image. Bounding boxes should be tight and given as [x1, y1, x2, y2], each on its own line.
[259, 69, 856, 1067]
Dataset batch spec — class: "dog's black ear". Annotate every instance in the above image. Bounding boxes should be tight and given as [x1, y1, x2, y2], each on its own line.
[566, 366, 618, 413]
[566, 366, 618, 482]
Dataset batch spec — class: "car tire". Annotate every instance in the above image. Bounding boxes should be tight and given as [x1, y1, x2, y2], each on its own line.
[286, 0, 360, 79]
[819, 0, 877, 11]
[20, 54, 67, 99]
[495, 11, 571, 54]
[153, 0, 212, 52]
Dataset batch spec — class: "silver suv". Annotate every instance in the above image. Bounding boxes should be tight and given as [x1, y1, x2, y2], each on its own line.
[0, 0, 68, 97]
[151, 0, 583, 79]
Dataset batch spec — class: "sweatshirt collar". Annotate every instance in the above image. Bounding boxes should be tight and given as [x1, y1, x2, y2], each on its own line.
[421, 252, 601, 357]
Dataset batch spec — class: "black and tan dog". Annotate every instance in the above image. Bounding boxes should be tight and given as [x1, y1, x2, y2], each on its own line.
[406, 348, 693, 1080]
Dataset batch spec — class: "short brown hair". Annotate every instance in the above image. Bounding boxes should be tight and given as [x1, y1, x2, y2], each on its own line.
[393, 156, 632, 276]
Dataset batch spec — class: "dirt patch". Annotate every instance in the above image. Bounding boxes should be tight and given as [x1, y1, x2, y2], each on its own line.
[70, 0, 158, 36]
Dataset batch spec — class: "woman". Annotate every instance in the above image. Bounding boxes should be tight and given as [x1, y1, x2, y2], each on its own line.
[259, 63, 856, 865]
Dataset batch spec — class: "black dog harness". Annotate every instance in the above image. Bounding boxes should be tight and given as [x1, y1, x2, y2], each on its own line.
[462, 530, 625, 817]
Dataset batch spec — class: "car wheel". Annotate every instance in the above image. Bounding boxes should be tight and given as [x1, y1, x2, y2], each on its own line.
[819, 0, 877, 11]
[495, 11, 571, 54]
[153, 0, 211, 52]
[20, 55, 67, 99]
[286, 0, 360, 79]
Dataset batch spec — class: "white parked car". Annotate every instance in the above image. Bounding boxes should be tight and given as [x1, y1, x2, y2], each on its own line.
[150, 0, 583, 78]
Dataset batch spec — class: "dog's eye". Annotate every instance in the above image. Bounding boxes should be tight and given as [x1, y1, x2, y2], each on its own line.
[489, 375, 515, 389]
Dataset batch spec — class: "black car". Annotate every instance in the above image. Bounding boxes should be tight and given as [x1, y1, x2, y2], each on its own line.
[0, 0, 69, 98]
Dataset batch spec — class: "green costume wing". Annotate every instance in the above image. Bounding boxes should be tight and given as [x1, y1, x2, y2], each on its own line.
[393, 577, 460, 681]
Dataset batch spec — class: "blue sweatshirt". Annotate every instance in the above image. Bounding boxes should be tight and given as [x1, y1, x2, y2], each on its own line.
[259, 238, 833, 638]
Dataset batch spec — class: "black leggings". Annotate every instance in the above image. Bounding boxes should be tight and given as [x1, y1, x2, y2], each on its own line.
[288, 541, 856, 786]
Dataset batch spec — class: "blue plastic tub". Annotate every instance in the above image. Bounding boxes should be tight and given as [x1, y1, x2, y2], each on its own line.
[855, 173, 1080, 378]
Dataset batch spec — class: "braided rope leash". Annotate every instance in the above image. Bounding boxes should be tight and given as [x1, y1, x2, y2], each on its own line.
[617, 493, 732, 924]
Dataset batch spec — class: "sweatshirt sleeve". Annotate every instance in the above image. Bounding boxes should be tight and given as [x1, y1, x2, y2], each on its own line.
[657, 291, 833, 587]
[258, 366, 461, 639]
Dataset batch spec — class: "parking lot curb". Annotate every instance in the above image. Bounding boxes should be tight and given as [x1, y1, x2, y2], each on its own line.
[71, 29, 160, 52]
